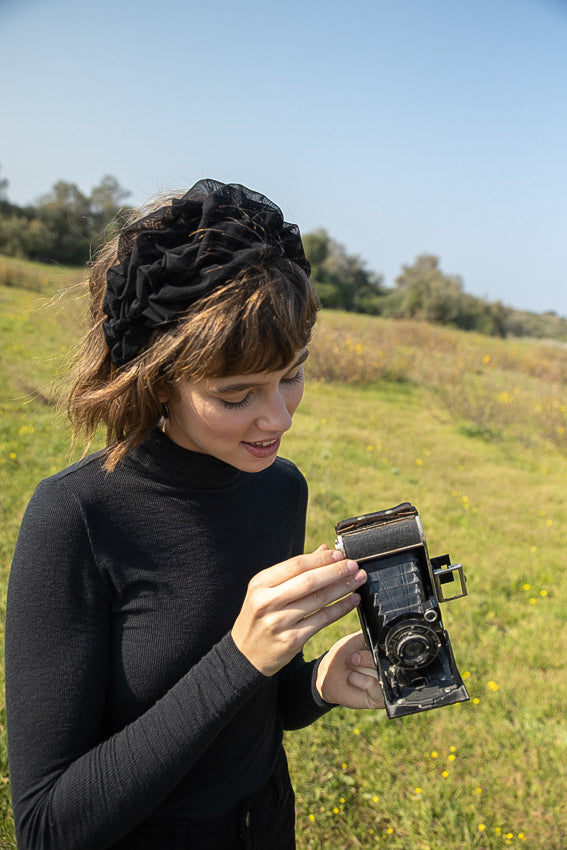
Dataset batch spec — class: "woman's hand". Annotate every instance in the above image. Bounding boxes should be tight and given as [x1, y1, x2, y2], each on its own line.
[231, 546, 367, 676]
[316, 632, 384, 710]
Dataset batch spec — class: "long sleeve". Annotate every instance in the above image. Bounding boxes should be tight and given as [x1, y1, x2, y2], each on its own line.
[5, 437, 329, 849]
[6, 479, 269, 850]
[277, 654, 333, 730]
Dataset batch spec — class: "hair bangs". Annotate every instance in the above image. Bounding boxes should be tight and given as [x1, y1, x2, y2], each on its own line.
[171, 260, 319, 380]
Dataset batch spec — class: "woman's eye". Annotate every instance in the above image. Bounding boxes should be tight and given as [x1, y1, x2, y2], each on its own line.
[218, 367, 303, 409]
[219, 395, 251, 410]
[282, 369, 304, 385]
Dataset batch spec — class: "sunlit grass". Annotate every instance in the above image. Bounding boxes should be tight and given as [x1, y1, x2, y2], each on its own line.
[1, 263, 566, 848]
[309, 311, 567, 454]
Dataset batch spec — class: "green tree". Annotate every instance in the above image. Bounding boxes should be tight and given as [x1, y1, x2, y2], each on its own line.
[36, 180, 91, 264]
[395, 254, 466, 323]
[303, 228, 384, 313]
[0, 214, 54, 258]
[89, 174, 130, 218]
[32, 174, 131, 264]
[88, 174, 131, 248]
[0, 165, 8, 201]
[394, 254, 514, 336]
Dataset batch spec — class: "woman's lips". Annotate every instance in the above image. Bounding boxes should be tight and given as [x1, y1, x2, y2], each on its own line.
[241, 436, 282, 458]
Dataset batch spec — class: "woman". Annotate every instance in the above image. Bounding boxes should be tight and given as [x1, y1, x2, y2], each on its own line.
[6, 179, 383, 850]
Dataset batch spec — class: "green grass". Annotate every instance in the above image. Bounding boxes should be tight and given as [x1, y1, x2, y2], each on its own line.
[1, 257, 566, 848]
[284, 382, 566, 849]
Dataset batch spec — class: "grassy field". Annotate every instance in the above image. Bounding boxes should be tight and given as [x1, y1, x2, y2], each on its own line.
[1, 256, 566, 849]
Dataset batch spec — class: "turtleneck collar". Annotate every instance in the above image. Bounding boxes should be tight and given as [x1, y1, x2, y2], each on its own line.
[131, 428, 241, 489]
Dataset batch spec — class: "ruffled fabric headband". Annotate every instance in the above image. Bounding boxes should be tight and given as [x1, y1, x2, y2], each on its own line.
[102, 179, 311, 367]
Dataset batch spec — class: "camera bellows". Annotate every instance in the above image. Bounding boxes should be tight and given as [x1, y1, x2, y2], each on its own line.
[370, 556, 425, 620]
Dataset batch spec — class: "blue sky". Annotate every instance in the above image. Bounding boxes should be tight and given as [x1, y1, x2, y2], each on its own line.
[2, 0, 566, 317]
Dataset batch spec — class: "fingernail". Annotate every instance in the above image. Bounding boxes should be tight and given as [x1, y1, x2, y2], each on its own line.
[346, 559, 359, 573]
[331, 550, 343, 562]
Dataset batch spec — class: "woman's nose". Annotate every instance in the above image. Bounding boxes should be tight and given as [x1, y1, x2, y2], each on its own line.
[256, 391, 293, 433]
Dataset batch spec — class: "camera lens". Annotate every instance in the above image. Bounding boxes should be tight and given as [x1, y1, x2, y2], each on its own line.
[402, 638, 429, 664]
[384, 622, 440, 669]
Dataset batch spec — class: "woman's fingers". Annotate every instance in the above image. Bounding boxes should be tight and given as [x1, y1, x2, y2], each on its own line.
[345, 647, 380, 696]
[346, 648, 377, 673]
[314, 631, 385, 709]
[258, 551, 366, 609]
[247, 549, 366, 624]
[287, 588, 363, 646]
[232, 549, 367, 677]
[283, 566, 366, 617]
[255, 547, 352, 589]
[347, 669, 379, 690]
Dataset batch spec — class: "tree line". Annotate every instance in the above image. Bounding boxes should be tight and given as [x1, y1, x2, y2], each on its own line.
[1, 169, 565, 339]
[305, 231, 510, 336]
[0, 169, 130, 266]
[304, 229, 566, 340]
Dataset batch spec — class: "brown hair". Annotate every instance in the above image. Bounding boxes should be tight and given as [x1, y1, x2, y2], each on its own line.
[66, 194, 319, 470]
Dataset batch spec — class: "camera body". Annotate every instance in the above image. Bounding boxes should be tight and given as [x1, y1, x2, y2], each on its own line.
[335, 502, 469, 719]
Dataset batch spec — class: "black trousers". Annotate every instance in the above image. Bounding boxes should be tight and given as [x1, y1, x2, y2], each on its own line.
[113, 749, 296, 849]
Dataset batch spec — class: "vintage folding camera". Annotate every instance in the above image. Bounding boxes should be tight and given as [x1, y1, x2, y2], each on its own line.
[335, 502, 469, 718]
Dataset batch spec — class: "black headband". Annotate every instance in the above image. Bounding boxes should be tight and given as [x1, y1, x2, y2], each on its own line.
[102, 179, 311, 367]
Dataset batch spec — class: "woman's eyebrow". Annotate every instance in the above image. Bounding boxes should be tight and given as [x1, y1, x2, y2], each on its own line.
[211, 349, 309, 394]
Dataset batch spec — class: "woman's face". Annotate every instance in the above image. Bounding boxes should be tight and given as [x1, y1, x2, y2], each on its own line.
[163, 349, 308, 472]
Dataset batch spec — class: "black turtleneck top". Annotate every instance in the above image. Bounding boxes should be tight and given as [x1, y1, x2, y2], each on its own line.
[5, 430, 331, 850]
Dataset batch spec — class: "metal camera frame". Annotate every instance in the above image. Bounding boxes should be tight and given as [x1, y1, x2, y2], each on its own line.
[335, 502, 469, 718]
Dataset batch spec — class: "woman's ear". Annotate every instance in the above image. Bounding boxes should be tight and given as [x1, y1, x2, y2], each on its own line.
[156, 379, 173, 404]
